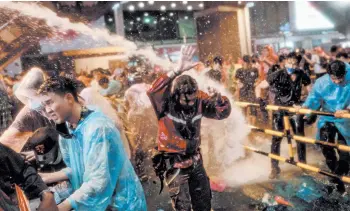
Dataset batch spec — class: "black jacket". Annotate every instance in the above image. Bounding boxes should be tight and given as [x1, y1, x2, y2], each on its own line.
[0, 143, 48, 210]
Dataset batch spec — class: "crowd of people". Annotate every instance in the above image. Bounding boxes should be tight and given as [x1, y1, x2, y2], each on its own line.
[0, 43, 349, 211]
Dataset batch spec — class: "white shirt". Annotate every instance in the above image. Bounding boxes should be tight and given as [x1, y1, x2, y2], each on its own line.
[311, 54, 325, 74]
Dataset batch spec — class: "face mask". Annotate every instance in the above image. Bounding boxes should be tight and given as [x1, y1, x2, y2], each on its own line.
[285, 63, 292, 69]
[28, 99, 43, 111]
[287, 68, 295, 75]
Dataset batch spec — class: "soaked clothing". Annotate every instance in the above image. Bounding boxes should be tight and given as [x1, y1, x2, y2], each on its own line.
[147, 74, 231, 154]
[266, 69, 310, 171]
[148, 74, 231, 211]
[166, 157, 211, 211]
[319, 123, 349, 175]
[59, 110, 146, 211]
[267, 69, 311, 106]
[235, 67, 259, 102]
[0, 143, 48, 210]
[271, 112, 306, 170]
[303, 70, 350, 145]
[10, 106, 55, 133]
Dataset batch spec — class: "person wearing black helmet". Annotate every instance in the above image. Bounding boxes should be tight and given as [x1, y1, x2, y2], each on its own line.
[255, 52, 312, 179]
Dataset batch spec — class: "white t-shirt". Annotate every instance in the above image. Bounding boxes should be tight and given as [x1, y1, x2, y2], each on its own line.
[311, 54, 325, 74]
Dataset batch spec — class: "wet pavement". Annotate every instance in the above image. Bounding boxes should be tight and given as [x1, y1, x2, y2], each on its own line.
[142, 129, 350, 210]
[143, 168, 350, 211]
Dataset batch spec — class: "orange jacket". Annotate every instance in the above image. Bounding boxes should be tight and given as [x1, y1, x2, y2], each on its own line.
[147, 74, 231, 154]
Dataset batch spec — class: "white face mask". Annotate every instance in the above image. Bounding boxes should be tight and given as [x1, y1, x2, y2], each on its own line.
[28, 99, 43, 111]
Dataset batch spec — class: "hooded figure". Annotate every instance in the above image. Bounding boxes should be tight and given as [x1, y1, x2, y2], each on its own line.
[0, 68, 55, 153]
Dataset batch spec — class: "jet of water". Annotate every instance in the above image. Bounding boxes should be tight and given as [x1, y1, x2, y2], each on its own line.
[0, 2, 175, 69]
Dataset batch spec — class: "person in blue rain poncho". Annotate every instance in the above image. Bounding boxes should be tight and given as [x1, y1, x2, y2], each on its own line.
[301, 60, 350, 193]
[36, 76, 147, 211]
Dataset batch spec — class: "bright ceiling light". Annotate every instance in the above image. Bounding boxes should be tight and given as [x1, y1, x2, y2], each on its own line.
[137, 17, 141, 21]
[187, 5, 193, 11]
[128, 5, 135, 11]
[171, 3, 176, 8]
[169, 12, 174, 16]
[108, 18, 113, 22]
[138, 2, 145, 8]
[153, 20, 157, 24]
[144, 12, 149, 16]
[160, 5, 166, 11]
[144, 17, 151, 23]
[199, 3, 204, 8]
[161, 17, 165, 21]
[148, 1, 154, 5]
[184, 16, 188, 20]
[130, 21, 134, 25]
[183, 1, 188, 5]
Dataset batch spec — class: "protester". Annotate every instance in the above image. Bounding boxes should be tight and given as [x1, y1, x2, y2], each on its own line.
[148, 45, 231, 211]
[97, 76, 123, 97]
[336, 52, 350, 65]
[0, 142, 58, 211]
[37, 76, 146, 210]
[0, 68, 56, 153]
[303, 47, 327, 79]
[259, 45, 278, 81]
[301, 60, 350, 193]
[205, 56, 223, 83]
[255, 52, 312, 179]
[329, 45, 343, 61]
[235, 55, 259, 124]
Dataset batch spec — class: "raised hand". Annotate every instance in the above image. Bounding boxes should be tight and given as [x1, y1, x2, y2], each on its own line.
[175, 45, 198, 74]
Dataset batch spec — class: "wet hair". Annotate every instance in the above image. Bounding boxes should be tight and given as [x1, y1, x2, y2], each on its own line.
[287, 52, 297, 59]
[98, 77, 109, 86]
[279, 55, 287, 63]
[172, 75, 198, 100]
[213, 56, 223, 66]
[336, 52, 349, 59]
[330, 45, 340, 53]
[38, 76, 79, 102]
[242, 55, 251, 63]
[327, 60, 346, 78]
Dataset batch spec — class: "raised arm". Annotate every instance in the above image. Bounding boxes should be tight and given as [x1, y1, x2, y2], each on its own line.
[147, 45, 198, 119]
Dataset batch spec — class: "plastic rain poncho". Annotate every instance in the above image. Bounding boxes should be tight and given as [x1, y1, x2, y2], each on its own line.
[80, 87, 131, 158]
[303, 69, 350, 145]
[59, 110, 146, 211]
[14, 68, 45, 110]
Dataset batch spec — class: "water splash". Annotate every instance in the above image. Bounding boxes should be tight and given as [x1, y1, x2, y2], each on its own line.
[0, 2, 174, 69]
[0, 1, 256, 185]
